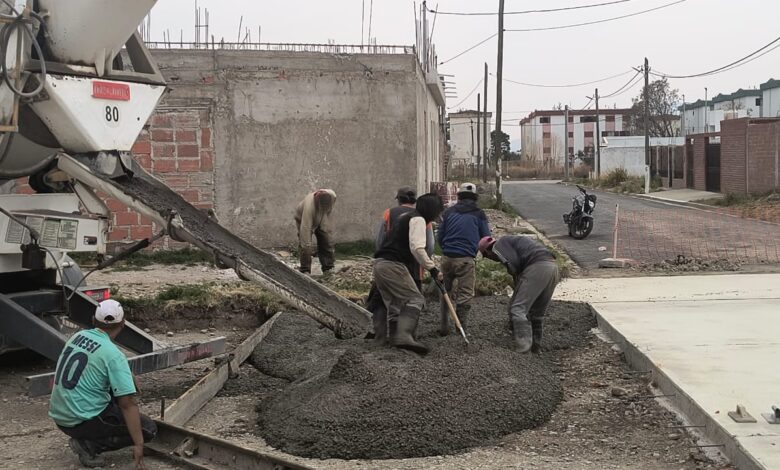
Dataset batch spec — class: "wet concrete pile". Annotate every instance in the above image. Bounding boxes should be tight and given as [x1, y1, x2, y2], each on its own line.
[249, 298, 595, 460]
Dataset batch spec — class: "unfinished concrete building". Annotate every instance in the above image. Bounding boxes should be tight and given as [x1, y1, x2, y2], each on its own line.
[125, 46, 444, 248]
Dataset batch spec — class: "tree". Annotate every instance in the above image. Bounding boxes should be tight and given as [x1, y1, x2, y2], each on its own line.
[490, 130, 510, 164]
[628, 78, 681, 137]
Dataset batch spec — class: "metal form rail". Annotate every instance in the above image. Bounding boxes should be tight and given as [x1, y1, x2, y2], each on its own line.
[146, 314, 315, 469]
[57, 153, 371, 340]
[147, 421, 311, 470]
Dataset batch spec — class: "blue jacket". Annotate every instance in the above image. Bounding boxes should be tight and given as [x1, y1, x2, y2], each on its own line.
[438, 199, 492, 258]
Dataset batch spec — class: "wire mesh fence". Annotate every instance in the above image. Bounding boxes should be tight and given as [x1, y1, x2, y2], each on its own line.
[614, 206, 780, 266]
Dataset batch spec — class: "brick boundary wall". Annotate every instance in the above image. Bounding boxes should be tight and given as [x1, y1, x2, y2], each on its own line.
[720, 119, 747, 195]
[691, 136, 707, 191]
[11, 106, 215, 250]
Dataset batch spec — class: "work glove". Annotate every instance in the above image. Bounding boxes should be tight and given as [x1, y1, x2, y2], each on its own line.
[429, 267, 443, 282]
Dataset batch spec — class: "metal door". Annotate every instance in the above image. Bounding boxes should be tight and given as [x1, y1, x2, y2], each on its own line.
[706, 142, 721, 192]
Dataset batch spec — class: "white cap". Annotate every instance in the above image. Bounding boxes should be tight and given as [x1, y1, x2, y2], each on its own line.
[95, 299, 124, 324]
[458, 182, 477, 195]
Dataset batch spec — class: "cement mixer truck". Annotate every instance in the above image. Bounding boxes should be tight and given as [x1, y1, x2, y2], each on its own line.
[0, 0, 369, 393]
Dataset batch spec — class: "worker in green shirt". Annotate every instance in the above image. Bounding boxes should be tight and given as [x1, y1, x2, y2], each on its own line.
[49, 299, 156, 469]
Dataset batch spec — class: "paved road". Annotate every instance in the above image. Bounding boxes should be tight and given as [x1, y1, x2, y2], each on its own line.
[502, 181, 680, 271]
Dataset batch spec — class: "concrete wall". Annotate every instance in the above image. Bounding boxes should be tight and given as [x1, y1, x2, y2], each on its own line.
[147, 49, 442, 248]
[762, 87, 780, 117]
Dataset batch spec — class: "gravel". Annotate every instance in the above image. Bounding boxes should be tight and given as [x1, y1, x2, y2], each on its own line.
[248, 298, 594, 460]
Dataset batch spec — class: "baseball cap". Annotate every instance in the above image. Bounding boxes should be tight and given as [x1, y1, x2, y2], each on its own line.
[95, 299, 124, 324]
[395, 186, 417, 202]
[458, 182, 477, 195]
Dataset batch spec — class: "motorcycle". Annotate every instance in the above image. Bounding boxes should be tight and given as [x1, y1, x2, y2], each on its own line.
[563, 185, 597, 239]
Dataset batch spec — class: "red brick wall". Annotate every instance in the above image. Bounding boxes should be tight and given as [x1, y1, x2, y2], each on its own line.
[692, 136, 707, 191]
[720, 119, 747, 195]
[746, 120, 780, 194]
[10, 106, 215, 249]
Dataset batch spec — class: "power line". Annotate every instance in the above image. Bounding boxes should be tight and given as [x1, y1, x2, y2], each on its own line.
[496, 70, 634, 88]
[505, 0, 687, 33]
[429, 0, 633, 16]
[448, 78, 484, 110]
[601, 71, 643, 98]
[439, 32, 498, 65]
[651, 35, 780, 79]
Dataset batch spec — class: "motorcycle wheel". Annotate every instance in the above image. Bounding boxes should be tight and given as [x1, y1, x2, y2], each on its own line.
[570, 219, 593, 240]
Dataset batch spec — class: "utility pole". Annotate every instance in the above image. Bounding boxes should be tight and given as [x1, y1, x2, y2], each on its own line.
[494, 0, 505, 207]
[704, 87, 709, 133]
[643, 57, 650, 194]
[483, 63, 488, 183]
[595, 88, 601, 179]
[681, 94, 686, 139]
[470, 119, 475, 163]
[477, 94, 482, 176]
[564, 105, 569, 178]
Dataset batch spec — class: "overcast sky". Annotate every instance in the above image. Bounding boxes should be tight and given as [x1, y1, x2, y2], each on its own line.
[150, 0, 779, 146]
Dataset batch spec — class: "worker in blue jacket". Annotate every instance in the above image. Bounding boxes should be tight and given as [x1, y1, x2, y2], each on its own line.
[437, 182, 491, 335]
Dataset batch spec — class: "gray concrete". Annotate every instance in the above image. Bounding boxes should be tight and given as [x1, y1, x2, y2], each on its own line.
[501, 181, 680, 270]
[151, 49, 443, 248]
[638, 188, 723, 203]
[556, 274, 780, 470]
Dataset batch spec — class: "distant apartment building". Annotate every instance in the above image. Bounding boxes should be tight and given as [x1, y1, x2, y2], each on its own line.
[682, 88, 763, 135]
[520, 108, 632, 164]
[448, 110, 491, 166]
[761, 78, 780, 117]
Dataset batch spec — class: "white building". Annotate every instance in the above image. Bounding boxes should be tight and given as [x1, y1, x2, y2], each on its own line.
[520, 109, 632, 165]
[448, 110, 491, 166]
[761, 79, 780, 117]
[682, 88, 762, 135]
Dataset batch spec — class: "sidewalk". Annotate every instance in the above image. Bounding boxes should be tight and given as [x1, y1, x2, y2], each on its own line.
[637, 188, 722, 204]
[556, 274, 780, 470]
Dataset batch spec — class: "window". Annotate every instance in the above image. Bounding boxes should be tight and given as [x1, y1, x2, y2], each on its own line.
[606, 115, 615, 122]
[543, 132, 551, 138]
[543, 147, 551, 155]
[540, 117, 550, 124]
[568, 116, 574, 123]
[568, 132, 574, 138]
[756, 98, 762, 106]
[568, 147, 574, 156]
[602, 131, 610, 137]
[580, 116, 596, 123]
[584, 131, 594, 138]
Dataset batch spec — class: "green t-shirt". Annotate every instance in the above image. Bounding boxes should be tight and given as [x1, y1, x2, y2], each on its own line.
[49, 329, 136, 427]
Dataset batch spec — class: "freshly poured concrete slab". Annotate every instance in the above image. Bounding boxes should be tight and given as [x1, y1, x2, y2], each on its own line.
[555, 273, 780, 303]
[553, 274, 780, 469]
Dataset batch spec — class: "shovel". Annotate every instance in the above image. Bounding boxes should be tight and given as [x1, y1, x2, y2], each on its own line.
[433, 279, 469, 344]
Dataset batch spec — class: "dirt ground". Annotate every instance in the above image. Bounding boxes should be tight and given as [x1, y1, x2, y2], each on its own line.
[0, 285, 732, 469]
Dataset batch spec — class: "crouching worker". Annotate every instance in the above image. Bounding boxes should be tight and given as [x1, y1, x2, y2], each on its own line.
[373, 193, 444, 354]
[49, 300, 156, 469]
[478, 236, 560, 353]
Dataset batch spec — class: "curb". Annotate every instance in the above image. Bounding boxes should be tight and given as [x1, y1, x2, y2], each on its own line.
[510, 215, 581, 278]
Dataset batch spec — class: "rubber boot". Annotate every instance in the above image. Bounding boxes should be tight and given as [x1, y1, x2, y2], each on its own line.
[531, 319, 544, 354]
[456, 304, 471, 330]
[391, 306, 429, 354]
[511, 316, 533, 353]
[438, 301, 449, 337]
[372, 308, 388, 344]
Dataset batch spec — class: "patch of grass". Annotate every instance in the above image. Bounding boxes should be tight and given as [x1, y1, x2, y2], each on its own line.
[474, 258, 514, 296]
[601, 168, 629, 188]
[334, 240, 375, 259]
[479, 194, 519, 216]
[122, 247, 213, 268]
[114, 282, 283, 315]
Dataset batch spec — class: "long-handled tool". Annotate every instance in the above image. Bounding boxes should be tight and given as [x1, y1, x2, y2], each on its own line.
[433, 279, 469, 344]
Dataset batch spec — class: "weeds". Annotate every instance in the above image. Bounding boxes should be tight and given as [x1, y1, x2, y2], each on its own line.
[479, 194, 519, 216]
[115, 282, 283, 315]
[334, 240, 375, 259]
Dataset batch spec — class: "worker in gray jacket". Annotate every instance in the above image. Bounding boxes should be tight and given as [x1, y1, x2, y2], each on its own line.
[294, 189, 336, 274]
[478, 235, 560, 353]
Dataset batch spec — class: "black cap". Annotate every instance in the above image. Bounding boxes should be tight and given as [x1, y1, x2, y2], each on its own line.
[395, 186, 417, 203]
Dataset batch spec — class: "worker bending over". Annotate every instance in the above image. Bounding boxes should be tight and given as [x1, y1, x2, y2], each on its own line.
[437, 182, 491, 335]
[49, 300, 156, 469]
[478, 236, 560, 353]
[373, 193, 444, 353]
[294, 189, 337, 274]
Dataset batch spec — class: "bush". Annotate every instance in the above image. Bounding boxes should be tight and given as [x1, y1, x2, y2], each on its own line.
[600, 168, 629, 188]
[572, 165, 591, 179]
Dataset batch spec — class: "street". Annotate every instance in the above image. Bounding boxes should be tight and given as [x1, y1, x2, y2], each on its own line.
[503, 180, 694, 271]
